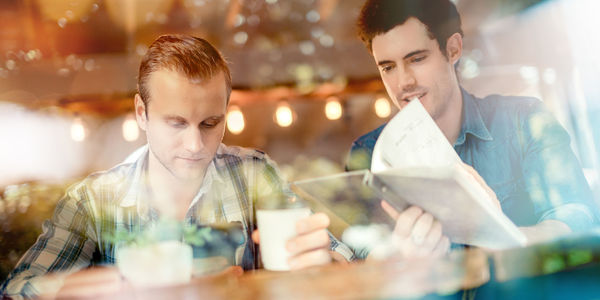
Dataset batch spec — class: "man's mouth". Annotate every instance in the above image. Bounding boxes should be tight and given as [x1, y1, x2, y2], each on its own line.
[401, 92, 427, 103]
[177, 157, 204, 162]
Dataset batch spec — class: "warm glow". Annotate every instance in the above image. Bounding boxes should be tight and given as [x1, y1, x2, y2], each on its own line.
[325, 97, 343, 120]
[122, 114, 139, 142]
[105, 0, 175, 33]
[37, 0, 95, 22]
[227, 105, 245, 134]
[70, 117, 86, 142]
[275, 102, 294, 127]
[374, 97, 391, 118]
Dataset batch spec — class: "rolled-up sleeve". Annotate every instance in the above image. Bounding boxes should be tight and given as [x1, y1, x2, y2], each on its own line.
[538, 203, 596, 232]
[520, 100, 599, 232]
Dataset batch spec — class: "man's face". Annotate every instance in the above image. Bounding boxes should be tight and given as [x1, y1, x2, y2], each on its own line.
[136, 69, 227, 181]
[372, 17, 461, 121]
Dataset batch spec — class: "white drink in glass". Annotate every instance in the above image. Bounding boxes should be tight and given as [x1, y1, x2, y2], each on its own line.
[256, 207, 311, 271]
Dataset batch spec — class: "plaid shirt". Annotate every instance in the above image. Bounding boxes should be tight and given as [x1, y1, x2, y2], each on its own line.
[1, 144, 355, 299]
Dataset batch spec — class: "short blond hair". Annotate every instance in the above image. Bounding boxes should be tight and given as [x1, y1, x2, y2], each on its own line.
[138, 34, 232, 107]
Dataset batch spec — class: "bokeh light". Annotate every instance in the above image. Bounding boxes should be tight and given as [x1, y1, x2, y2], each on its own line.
[227, 105, 245, 135]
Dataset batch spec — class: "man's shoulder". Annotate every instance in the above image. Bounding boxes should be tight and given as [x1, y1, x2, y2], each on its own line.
[66, 161, 136, 199]
[475, 93, 543, 116]
[215, 144, 271, 165]
[347, 124, 386, 171]
[352, 123, 387, 151]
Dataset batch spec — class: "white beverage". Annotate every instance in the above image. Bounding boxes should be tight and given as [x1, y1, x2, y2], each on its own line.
[256, 207, 311, 271]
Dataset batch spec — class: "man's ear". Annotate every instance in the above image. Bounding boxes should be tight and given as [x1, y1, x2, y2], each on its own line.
[446, 32, 463, 66]
[134, 94, 148, 131]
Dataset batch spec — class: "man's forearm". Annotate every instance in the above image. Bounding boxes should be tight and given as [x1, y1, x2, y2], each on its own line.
[519, 219, 572, 245]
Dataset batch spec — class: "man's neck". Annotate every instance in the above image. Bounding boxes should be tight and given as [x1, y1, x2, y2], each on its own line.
[435, 85, 463, 146]
[146, 154, 205, 220]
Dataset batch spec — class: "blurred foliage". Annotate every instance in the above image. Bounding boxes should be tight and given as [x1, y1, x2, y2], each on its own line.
[280, 155, 344, 182]
[0, 182, 72, 281]
[104, 219, 245, 266]
[493, 230, 600, 282]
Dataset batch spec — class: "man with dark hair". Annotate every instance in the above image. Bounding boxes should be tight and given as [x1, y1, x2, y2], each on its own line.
[2, 34, 354, 299]
[348, 0, 598, 257]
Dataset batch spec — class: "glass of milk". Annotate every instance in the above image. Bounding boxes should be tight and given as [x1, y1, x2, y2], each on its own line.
[256, 195, 311, 271]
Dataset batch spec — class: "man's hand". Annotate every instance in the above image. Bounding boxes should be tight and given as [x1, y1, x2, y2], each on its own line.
[377, 202, 450, 259]
[48, 266, 123, 299]
[461, 163, 502, 211]
[252, 212, 333, 270]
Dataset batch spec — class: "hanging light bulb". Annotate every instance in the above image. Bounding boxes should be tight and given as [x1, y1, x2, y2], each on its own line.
[70, 116, 86, 142]
[226, 105, 245, 134]
[324, 96, 342, 120]
[122, 113, 139, 142]
[275, 102, 294, 127]
[374, 96, 392, 118]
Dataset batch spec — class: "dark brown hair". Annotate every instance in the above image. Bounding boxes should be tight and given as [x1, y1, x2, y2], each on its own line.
[357, 0, 463, 55]
[138, 34, 232, 108]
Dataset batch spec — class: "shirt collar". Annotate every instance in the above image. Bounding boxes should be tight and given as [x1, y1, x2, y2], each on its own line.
[454, 88, 493, 146]
[120, 145, 148, 208]
[119, 144, 225, 208]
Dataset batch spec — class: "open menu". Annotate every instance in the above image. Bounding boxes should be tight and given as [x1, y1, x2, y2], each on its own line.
[292, 99, 527, 250]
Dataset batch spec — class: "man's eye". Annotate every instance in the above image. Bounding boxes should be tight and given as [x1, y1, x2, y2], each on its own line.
[380, 65, 394, 73]
[411, 56, 426, 63]
[168, 120, 186, 128]
[202, 120, 220, 128]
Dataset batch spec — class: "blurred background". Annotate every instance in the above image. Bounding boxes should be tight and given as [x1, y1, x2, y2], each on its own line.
[1, 0, 600, 280]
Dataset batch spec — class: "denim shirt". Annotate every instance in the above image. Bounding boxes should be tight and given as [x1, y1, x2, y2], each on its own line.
[347, 89, 598, 231]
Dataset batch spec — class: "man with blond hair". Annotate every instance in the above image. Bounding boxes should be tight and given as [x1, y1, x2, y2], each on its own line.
[2, 34, 354, 299]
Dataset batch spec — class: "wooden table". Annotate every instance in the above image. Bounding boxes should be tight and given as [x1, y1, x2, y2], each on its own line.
[69, 249, 488, 300]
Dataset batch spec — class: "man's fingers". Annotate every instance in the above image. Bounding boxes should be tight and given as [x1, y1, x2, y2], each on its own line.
[392, 206, 423, 238]
[252, 229, 260, 244]
[381, 200, 400, 220]
[295, 213, 330, 235]
[63, 267, 120, 286]
[57, 267, 122, 298]
[288, 249, 331, 270]
[411, 213, 434, 245]
[432, 236, 451, 257]
[286, 229, 330, 256]
[461, 163, 501, 211]
[422, 220, 443, 251]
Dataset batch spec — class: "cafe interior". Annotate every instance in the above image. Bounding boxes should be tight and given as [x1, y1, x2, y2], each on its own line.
[1, 0, 600, 298]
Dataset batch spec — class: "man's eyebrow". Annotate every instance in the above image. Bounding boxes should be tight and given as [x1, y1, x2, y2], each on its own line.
[163, 115, 187, 122]
[403, 49, 429, 60]
[205, 114, 225, 120]
[376, 50, 429, 66]
[377, 60, 394, 66]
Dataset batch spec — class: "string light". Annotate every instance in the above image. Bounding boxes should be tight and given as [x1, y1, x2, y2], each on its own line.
[70, 116, 86, 142]
[122, 114, 139, 142]
[275, 102, 294, 127]
[325, 96, 342, 120]
[226, 105, 245, 134]
[374, 96, 391, 118]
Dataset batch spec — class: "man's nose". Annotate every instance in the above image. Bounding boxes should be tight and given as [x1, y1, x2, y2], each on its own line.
[183, 128, 204, 153]
[398, 67, 417, 92]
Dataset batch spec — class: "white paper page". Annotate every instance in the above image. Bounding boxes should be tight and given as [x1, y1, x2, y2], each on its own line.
[374, 167, 527, 249]
[371, 99, 461, 173]
[369, 99, 527, 248]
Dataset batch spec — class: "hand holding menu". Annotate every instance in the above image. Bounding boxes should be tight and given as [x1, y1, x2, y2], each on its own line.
[293, 99, 527, 250]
